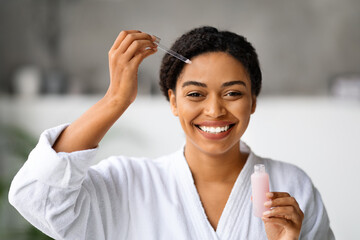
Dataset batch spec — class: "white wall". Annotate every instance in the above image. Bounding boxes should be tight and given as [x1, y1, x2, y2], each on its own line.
[1, 0, 360, 95]
[1, 95, 359, 238]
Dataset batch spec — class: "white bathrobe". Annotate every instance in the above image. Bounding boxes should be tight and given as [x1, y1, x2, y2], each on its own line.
[9, 124, 335, 240]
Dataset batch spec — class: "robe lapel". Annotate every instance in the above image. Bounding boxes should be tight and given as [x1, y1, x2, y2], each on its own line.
[172, 142, 256, 240]
[173, 149, 219, 240]
[215, 150, 255, 239]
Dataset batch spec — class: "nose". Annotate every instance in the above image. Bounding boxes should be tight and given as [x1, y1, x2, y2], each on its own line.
[204, 95, 226, 118]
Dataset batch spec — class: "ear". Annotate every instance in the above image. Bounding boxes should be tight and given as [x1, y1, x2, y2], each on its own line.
[251, 95, 257, 114]
[168, 89, 178, 116]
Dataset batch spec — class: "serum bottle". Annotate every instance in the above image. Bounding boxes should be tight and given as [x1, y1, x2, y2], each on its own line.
[251, 164, 270, 217]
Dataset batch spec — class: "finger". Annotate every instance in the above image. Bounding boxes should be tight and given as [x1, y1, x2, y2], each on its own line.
[266, 192, 290, 200]
[266, 196, 302, 213]
[118, 32, 156, 54]
[264, 206, 294, 218]
[263, 206, 303, 224]
[123, 39, 157, 62]
[262, 216, 294, 229]
[110, 30, 141, 51]
[130, 47, 157, 68]
[265, 194, 304, 221]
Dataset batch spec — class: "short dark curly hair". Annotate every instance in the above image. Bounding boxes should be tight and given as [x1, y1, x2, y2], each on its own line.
[159, 26, 262, 100]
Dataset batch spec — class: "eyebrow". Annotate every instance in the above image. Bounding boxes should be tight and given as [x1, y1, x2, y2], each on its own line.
[182, 80, 246, 88]
[182, 81, 207, 88]
[222, 80, 247, 87]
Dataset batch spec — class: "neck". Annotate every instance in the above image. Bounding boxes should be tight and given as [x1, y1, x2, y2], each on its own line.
[184, 142, 247, 184]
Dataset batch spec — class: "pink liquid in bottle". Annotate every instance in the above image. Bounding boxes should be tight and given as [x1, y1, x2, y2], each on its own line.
[251, 164, 270, 217]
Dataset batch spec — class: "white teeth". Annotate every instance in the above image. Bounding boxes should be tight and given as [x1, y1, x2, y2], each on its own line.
[198, 125, 230, 134]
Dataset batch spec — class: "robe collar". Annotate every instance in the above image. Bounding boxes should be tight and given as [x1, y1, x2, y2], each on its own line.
[172, 141, 259, 239]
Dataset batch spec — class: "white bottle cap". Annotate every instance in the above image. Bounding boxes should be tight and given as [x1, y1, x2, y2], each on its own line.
[254, 164, 266, 173]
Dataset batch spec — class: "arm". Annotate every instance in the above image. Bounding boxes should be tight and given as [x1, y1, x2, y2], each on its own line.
[53, 30, 157, 152]
[9, 30, 158, 239]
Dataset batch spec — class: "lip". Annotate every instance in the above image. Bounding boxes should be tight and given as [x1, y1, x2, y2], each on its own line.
[194, 121, 236, 140]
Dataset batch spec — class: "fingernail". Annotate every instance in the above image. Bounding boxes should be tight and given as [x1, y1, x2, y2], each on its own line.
[263, 210, 271, 216]
[267, 192, 274, 198]
[264, 200, 272, 207]
[153, 35, 160, 43]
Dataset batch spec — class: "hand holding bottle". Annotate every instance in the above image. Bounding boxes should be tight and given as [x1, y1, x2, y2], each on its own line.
[251, 164, 304, 239]
[262, 192, 304, 240]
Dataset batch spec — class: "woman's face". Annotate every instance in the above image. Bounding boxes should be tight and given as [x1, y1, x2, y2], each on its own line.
[168, 52, 256, 156]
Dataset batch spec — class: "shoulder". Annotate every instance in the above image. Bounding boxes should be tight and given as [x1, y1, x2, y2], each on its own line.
[263, 158, 311, 186]
[243, 142, 312, 191]
[252, 154, 316, 206]
[256, 156, 313, 190]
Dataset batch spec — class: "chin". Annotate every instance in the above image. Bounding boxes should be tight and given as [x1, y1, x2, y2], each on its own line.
[190, 139, 241, 157]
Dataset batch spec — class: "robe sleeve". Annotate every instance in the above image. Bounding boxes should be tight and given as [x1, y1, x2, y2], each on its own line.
[8, 124, 130, 240]
[266, 158, 335, 240]
[299, 184, 335, 240]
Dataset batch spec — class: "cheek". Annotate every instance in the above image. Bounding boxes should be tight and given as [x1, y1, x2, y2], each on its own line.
[176, 101, 202, 126]
[178, 105, 196, 121]
[227, 102, 253, 126]
[229, 99, 253, 114]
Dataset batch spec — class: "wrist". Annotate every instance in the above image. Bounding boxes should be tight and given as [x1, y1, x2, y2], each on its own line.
[103, 92, 132, 112]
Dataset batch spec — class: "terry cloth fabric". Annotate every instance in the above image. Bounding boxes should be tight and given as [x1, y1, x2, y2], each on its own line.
[9, 124, 335, 240]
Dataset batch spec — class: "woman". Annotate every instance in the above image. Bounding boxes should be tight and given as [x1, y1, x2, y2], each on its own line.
[9, 26, 334, 239]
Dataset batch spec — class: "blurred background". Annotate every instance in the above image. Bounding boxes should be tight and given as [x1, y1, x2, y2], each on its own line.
[0, 0, 359, 239]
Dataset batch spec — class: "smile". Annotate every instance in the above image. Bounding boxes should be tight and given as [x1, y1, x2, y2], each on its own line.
[194, 123, 235, 140]
[197, 125, 229, 134]
[195, 124, 235, 134]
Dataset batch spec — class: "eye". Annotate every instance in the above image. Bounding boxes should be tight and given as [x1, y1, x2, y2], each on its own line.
[225, 91, 243, 97]
[186, 92, 203, 98]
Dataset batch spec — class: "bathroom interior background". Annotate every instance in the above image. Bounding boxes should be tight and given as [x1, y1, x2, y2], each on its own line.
[0, 0, 359, 239]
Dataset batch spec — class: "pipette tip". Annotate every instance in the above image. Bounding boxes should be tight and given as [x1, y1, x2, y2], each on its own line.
[153, 35, 191, 64]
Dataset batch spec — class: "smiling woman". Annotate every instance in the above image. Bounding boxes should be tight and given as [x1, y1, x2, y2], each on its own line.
[8, 27, 334, 240]
[168, 52, 256, 158]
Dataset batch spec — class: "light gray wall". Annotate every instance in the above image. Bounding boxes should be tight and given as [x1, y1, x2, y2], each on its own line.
[1, 0, 359, 95]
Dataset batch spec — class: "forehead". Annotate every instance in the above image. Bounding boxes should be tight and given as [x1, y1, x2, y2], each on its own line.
[176, 52, 250, 87]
